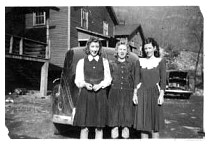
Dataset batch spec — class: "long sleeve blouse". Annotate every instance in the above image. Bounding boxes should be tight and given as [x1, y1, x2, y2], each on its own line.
[75, 55, 112, 88]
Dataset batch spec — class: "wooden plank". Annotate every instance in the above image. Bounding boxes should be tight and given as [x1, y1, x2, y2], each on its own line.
[40, 61, 49, 96]
[9, 36, 13, 53]
[5, 54, 48, 62]
[19, 38, 23, 55]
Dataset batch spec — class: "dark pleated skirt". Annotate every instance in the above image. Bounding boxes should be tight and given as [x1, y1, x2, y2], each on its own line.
[73, 88, 108, 127]
[134, 85, 165, 132]
[108, 88, 134, 127]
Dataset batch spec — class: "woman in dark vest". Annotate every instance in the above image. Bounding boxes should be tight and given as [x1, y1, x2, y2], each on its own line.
[74, 37, 112, 139]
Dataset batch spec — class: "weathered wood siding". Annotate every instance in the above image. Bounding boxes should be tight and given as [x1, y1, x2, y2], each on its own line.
[70, 7, 81, 48]
[49, 7, 68, 67]
[70, 7, 115, 48]
[87, 7, 115, 36]
[5, 8, 25, 36]
[25, 13, 33, 29]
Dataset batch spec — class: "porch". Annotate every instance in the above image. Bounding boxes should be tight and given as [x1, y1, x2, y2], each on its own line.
[5, 33, 50, 96]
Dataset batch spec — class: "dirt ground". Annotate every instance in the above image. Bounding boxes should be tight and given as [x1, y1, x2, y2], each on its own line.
[5, 90, 204, 139]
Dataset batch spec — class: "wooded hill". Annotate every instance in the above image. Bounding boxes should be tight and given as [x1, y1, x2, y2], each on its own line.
[113, 6, 203, 53]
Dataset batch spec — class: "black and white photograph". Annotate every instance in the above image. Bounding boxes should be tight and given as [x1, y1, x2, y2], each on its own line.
[2, 0, 209, 144]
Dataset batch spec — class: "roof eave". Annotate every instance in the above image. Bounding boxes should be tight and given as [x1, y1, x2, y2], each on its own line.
[106, 6, 119, 25]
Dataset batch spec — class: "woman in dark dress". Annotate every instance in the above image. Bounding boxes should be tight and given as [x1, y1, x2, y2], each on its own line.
[133, 37, 166, 138]
[74, 37, 112, 139]
[108, 40, 135, 139]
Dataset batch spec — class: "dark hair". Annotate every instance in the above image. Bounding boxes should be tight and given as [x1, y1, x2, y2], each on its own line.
[84, 37, 103, 55]
[114, 40, 130, 58]
[142, 37, 160, 58]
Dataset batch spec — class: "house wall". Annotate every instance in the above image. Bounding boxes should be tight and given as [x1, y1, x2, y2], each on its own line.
[22, 7, 69, 68]
[8, 7, 116, 68]
[86, 7, 115, 37]
[5, 8, 25, 36]
[70, 7, 81, 48]
[49, 7, 68, 67]
[131, 33, 143, 56]
[70, 7, 115, 47]
[48, 6, 116, 68]
[25, 13, 46, 42]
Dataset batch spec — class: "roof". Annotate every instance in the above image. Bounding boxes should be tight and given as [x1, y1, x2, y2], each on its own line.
[5, 7, 60, 14]
[106, 7, 119, 25]
[115, 24, 141, 36]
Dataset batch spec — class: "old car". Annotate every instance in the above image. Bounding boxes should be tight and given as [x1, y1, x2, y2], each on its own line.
[51, 46, 139, 134]
[165, 70, 193, 99]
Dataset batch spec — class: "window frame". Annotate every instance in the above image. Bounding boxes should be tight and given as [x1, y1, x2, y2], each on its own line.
[81, 9, 88, 29]
[103, 21, 109, 36]
[33, 11, 46, 26]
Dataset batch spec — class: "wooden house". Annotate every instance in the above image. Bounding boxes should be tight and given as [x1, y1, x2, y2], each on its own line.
[5, 6, 119, 96]
[114, 24, 145, 56]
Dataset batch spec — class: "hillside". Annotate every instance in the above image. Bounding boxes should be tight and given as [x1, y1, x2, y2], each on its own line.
[113, 6, 203, 53]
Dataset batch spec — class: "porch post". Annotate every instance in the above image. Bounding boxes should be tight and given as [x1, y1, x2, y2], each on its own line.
[19, 38, 23, 55]
[9, 36, 13, 53]
[40, 12, 50, 96]
[40, 61, 49, 96]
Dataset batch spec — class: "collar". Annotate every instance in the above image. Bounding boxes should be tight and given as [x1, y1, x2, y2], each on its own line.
[88, 55, 99, 62]
[115, 58, 127, 64]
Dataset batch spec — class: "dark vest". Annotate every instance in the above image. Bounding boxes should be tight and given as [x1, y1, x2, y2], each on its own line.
[84, 56, 104, 85]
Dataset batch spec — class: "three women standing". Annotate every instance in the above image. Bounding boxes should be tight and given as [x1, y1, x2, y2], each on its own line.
[73, 37, 166, 139]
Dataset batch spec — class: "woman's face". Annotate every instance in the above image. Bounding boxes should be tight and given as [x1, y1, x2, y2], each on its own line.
[89, 42, 100, 57]
[144, 43, 156, 58]
[117, 44, 128, 59]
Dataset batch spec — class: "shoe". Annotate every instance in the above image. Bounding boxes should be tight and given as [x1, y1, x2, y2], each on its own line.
[122, 127, 129, 139]
[80, 127, 88, 139]
[111, 127, 119, 139]
[95, 129, 103, 139]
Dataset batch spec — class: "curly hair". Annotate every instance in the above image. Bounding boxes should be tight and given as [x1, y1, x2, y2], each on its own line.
[84, 37, 103, 56]
[142, 37, 160, 58]
[114, 40, 130, 58]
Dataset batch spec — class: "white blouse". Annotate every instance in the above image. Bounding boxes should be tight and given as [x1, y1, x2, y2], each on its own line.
[139, 57, 162, 69]
[74, 55, 112, 88]
[135, 57, 162, 90]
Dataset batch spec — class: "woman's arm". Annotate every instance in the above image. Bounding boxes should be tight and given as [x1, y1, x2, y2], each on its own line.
[133, 59, 141, 104]
[158, 58, 167, 105]
[74, 59, 86, 88]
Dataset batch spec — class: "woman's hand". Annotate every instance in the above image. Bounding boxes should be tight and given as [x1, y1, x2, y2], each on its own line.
[158, 90, 164, 105]
[133, 94, 138, 105]
[85, 83, 93, 90]
[158, 94, 164, 105]
[92, 84, 102, 92]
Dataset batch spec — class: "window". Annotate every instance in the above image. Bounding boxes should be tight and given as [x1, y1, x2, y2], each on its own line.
[33, 11, 46, 26]
[81, 9, 88, 29]
[103, 21, 108, 36]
